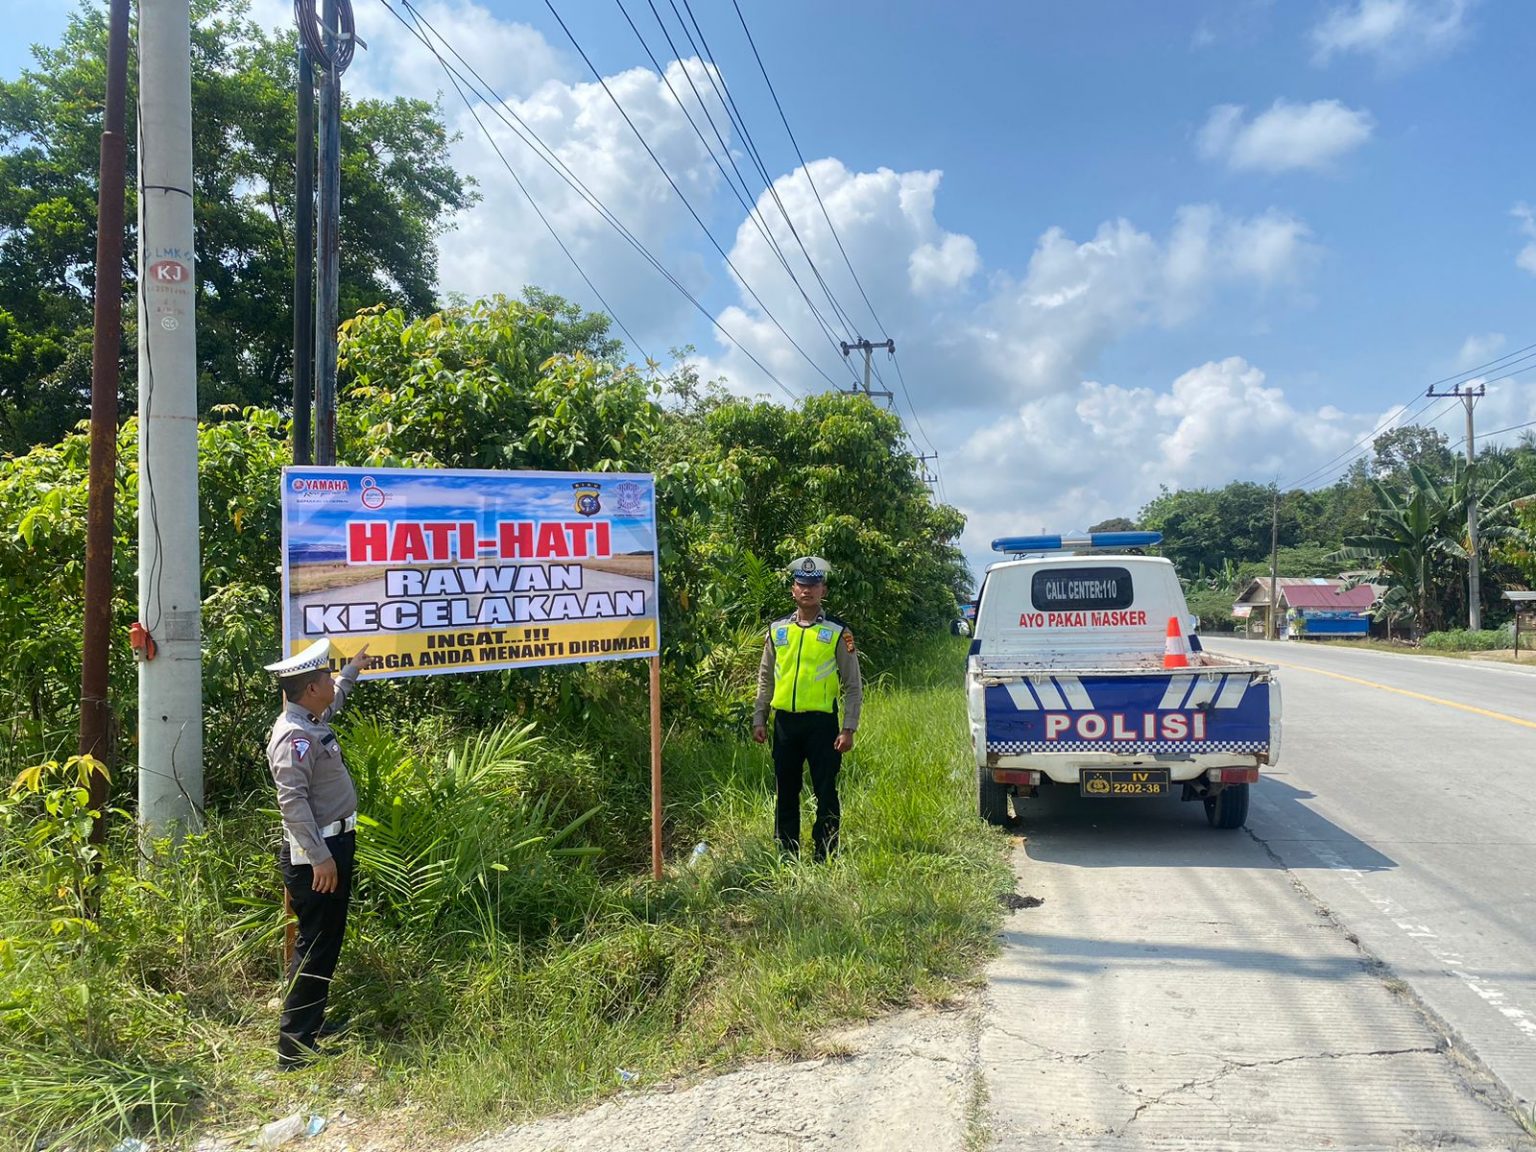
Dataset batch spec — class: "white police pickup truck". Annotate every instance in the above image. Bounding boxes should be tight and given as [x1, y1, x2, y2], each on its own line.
[967, 532, 1280, 829]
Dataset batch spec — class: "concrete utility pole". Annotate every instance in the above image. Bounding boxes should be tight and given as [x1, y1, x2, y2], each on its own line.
[137, 0, 204, 838]
[1428, 384, 1485, 630]
[839, 338, 894, 402]
[314, 0, 342, 464]
[80, 0, 131, 845]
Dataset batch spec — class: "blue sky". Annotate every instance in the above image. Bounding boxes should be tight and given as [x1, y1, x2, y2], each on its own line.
[5, 0, 1534, 578]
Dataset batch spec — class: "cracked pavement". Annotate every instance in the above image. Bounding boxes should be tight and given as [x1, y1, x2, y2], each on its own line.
[980, 788, 1532, 1150]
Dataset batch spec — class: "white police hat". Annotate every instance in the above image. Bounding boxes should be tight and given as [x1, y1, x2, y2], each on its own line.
[264, 637, 332, 676]
[789, 555, 831, 583]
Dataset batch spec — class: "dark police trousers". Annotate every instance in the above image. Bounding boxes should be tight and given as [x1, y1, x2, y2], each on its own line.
[773, 710, 841, 858]
[279, 829, 354, 1066]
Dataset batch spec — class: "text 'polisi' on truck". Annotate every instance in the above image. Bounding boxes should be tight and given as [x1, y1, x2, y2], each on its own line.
[966, 532, 1282, 830]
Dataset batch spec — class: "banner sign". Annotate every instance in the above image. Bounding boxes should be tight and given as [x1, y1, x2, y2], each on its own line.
[280, 466, 659, 679]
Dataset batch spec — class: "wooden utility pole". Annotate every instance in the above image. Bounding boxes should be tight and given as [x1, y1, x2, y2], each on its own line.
[80, 0, 132, 844]
[650, 655, 662, 881]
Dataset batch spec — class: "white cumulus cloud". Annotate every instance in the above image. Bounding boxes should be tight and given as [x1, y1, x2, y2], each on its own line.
[1311, 0, 1473, 67]
[1197, 100, 1374, 173]
[1457, 332, 1505, 368]
[1514, 204, 1536, 276]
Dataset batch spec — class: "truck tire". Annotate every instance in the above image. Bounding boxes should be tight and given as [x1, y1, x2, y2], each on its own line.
[1204, 782, 1249, 829]
[979, 765, 1012, 827]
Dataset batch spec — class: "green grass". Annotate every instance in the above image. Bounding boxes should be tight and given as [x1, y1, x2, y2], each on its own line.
[0, 634, 1010, 1149]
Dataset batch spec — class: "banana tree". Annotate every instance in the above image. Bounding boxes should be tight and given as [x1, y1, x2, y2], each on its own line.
[1329, 459, 1521, 637]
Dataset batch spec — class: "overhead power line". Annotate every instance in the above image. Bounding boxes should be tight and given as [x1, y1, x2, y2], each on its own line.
[400, 4, 649, 362]
[613, 0, 862, 389]
[672, 0, 865, 342]
[728, 0, 887, 339]
[644, 0, 864, 362]
[1283, 339, 1536, 490]
[1455, 416, 1536, 446]
[543, 0, 848, 393]
[719, 0, 949, 495]
[380, 0, 805, 401]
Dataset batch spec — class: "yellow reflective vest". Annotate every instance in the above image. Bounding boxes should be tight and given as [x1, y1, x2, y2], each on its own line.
[770, 616, 846, 715]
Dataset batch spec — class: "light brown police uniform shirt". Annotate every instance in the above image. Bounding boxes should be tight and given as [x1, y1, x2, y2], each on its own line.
[265, 666, 361, 865]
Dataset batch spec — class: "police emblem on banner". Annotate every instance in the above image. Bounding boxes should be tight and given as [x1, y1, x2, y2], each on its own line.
[572, 481, 602, 516]
[613, 480, 645, 515]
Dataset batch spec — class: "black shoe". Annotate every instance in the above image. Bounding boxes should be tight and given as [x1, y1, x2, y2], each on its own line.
[316, 1015, 350, 1040]
[277, 1040, 323, 1072]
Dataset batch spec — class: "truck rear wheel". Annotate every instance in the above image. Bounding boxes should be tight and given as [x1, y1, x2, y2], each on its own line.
[1204, 782, 1249, 829]
[979, 766, 1012, 826]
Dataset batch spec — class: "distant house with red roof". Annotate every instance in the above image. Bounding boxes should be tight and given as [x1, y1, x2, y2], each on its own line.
[1233, 578, 1380, 639]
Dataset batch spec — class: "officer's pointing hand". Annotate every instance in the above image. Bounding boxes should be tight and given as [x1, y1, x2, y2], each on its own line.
[752, 724, 767, 744]
[345, 644, 382, 675]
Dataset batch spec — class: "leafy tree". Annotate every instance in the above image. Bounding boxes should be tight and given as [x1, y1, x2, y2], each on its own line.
[695, 393, 969, 649]
[0, 288, 967, 792]
[1371, 425, 1455, 488]
[1088, 516, 1136, 533]
[1138, 481, 1286, 574]
[0, 0, 473, 454]
[518, 286, 627, 364]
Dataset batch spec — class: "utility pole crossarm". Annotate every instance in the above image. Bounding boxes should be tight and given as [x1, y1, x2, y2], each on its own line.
[838, 338, 894, 401]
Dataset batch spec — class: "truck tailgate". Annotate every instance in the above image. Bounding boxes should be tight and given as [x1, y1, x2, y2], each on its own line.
[978, 665, 1274, 759]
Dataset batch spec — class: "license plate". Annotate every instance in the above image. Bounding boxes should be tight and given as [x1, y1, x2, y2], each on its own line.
[1080, 769, 1169, 797]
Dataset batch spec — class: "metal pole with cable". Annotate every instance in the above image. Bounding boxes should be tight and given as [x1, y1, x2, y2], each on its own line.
[81, 0, 131, 850]
[295, 0, 357, 465]
[314, 0, 341, 465]
[292, 42, 316, 465]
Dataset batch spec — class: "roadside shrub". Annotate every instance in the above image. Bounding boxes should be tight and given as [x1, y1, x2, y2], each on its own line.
[1419, 626, 1513, 651]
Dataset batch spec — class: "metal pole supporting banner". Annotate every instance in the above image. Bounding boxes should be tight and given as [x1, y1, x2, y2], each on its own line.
[81, 0, 132, 847]
[137, 0, 204, 840]
[651, 654, 662, 881]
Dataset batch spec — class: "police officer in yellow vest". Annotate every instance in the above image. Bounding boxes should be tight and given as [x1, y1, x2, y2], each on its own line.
[752, 556, 863, 859]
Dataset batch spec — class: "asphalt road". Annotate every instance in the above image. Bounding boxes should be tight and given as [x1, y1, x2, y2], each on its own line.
[981, 637, 1536, 1148]
[1221, 637, 1536, 1108]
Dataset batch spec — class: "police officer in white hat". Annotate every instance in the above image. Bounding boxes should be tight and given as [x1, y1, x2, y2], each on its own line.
[264, 637, 379, 1070]
[752, 556, 863, 860]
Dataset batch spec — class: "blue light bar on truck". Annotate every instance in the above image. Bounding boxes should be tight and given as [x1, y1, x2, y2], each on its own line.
[991, 531, 1163, 553]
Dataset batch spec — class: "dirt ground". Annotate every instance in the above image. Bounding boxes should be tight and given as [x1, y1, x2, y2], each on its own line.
[190, 1004, 981, 1152]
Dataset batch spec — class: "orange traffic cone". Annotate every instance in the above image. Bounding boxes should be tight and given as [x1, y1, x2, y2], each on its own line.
[1164, 616, 1190, 668]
